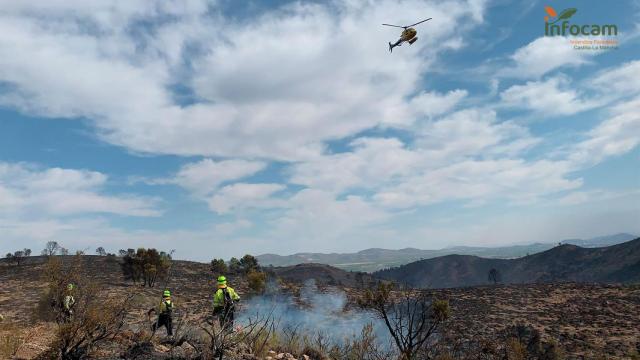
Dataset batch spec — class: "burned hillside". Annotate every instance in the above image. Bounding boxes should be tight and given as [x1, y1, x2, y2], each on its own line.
[1, 255, 639, 358]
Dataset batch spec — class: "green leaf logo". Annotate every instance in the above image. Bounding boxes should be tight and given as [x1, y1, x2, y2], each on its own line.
[548, 7, 577, 24]
[557, 8, 577, 20]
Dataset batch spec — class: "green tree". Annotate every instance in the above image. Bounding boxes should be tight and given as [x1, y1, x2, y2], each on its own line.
[121, 248, 171, 287]
[210, 258, 228, 274]
[240, 254, 260, 273]
[229, 257, 242, 274]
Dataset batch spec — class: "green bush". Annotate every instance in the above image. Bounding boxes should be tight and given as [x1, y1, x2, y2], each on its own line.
[247, 270, 267, 293]
[120, 248, 171, 287]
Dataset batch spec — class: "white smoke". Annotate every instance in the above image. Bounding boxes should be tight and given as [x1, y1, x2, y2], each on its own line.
[237, 280, 388, 345]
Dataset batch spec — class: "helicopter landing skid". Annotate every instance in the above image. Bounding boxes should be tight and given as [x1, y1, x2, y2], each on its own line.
[389, 41, 402, 52]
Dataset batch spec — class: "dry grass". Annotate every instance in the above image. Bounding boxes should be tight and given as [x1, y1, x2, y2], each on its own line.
[1, 256, 639, 359]
[0, 322, 26, 358]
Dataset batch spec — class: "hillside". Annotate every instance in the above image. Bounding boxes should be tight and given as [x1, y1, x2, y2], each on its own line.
[561, 233, 639, 247]
[374, 237, 640, 288]
[269, 263, 377, 287]
[1, 256, 639, 358]
[0, 256, 371, 325]
[257, 233, 636, 272]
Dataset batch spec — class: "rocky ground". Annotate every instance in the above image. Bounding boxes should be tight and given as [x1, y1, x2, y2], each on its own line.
[1, 256, 639, 359]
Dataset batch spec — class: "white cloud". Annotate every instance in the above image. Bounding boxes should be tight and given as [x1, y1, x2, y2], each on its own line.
[416, 108, 539, 160]
[171, 159, 266, 197]
[5, 191, 639, 259]
[289, 137, 420, 193]
[1, 0, 638, 257]
[215, 219, 253, 236]
[501, 37, 593, 78]
[0, 163, 160, 217]
[208, 183, 285, 214]
[270, 189, 390, 250]
[410, 89, 468, 119]
[590, 60, 640, 95]
[0, 0, 487, 160]
[290, 108, 540, 195]
[554, 189, 639, 206]
[500, 77, 599, 115]
[374, 159, 581, 208]
[570, 96, 640, 166]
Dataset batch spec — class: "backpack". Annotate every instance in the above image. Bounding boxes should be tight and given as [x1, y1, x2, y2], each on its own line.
[162, 300, 173, 314]
[222, 288, 234, 309]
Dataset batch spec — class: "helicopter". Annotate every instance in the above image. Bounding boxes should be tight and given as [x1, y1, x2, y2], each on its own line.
[382, 18, 432, 52]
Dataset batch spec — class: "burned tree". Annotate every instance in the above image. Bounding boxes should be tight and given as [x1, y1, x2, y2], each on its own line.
[5, 249, 31, 266]
[42, 241, 61, 256]
[488, 268, 501, 285]
[359, 283, 450, 359]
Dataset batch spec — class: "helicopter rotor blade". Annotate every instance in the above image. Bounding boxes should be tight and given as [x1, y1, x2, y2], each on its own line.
[407, 18, 432, 27]
[382, 23, 406, 28]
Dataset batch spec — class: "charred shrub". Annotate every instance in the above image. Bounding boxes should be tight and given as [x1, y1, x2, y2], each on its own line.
[37, 255, 133, 359]
[359, 283, 450, 360]
[501, 323, 565, 360]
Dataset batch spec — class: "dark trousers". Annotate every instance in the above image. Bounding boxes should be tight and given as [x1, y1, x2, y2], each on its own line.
[218, 306, 235, 330]
[59, 309, 73, 323]
[153, 313, 173, 335]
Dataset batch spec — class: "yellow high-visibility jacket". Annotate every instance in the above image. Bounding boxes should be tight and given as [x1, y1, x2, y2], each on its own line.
[63, 295, 75, 310]
[158, 299, 174, 314]
[213, 286, 240, 308]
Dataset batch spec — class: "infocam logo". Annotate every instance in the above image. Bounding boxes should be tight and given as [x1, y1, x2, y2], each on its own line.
[544, 6, 617, 36]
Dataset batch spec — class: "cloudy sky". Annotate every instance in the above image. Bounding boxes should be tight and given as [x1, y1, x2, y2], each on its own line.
[1, 0, 639, 260]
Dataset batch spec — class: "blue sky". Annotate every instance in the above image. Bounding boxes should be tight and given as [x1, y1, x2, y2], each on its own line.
[0, 0, 638, 260]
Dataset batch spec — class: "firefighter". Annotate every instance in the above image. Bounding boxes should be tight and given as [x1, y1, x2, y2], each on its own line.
[148, 289, 174, 336]
[212, 276, 240, 330]
[62, 283, 76, 322]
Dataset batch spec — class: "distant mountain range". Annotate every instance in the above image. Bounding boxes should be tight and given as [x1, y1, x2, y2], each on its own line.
[374, 236, 640, 288]
[257, 233, 637, 272]
[269, 263, 377, 288]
